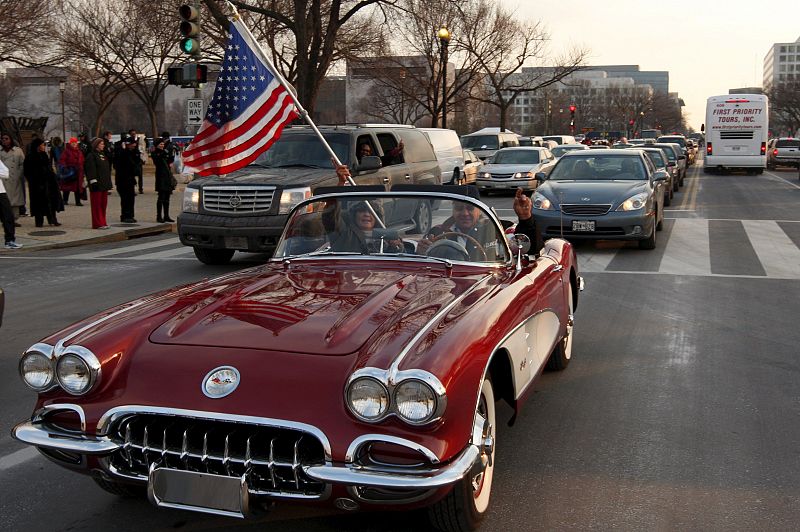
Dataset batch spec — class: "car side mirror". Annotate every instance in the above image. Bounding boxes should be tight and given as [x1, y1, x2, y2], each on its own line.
[667, 161, 676, 167]
[509, 233, 532, 270]
[356, 155, 381, 173]
[653, 170, 668, 181]
[535, 172, 547, 182]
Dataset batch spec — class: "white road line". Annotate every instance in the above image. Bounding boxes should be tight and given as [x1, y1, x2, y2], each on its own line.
[130, 246, 197, 260]
[0, 447, 40, 472]
[742, 220, 800, 279]
[763, 170, 800, 191]
[577, 248, 618, 273]
[64, 237, 181, 259]
[659, 218, 711, 276]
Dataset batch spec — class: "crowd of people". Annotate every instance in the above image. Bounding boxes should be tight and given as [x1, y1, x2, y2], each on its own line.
[0, 129, 180, 249]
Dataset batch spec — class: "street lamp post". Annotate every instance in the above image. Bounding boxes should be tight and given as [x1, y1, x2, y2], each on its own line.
[59, 80, 66, 141]
[639, 111, 645, 137]
[438, 26, 450, 128]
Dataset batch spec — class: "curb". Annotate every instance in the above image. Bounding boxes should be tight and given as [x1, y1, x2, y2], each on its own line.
[1, 224, 176, 254]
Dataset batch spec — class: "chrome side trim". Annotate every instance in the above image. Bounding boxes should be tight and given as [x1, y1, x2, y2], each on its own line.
[12, 420, 119, 454]
[305, 445, 480, 489]
[96, 406, 333, 462]
[345, 434, 440, 465]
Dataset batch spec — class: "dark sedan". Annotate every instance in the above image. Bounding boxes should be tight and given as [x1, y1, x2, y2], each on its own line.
[532, 150, 667, 249]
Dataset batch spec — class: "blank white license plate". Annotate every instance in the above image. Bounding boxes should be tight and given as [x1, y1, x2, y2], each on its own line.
[572, 220, 596, 232]
[731, 146, 741, 151]
[224, 236, 248, 249]
[149, 468, 247, 518]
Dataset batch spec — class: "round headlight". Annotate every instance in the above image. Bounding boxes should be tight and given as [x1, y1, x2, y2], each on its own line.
[394, 380, 436, 424]
[20, 352, 54, 391]
[347, 377, 389, 421]
[56, 354, 92, 395]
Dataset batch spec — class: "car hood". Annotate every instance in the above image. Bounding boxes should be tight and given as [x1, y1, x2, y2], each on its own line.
[541, 180, 648, 204]
[193, 166, 331, 187]
[84, 264, 483, 356]
[483, 163, 541, 173]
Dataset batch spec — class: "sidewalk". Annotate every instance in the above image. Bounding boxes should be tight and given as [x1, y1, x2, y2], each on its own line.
[1, 163, 184, 253]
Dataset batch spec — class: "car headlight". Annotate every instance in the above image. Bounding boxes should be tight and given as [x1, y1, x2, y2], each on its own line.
[617, 192, 649, 211]
[55, 349, 100, 395]
[182, 187, 199, 213]
[533, 191, 554, 210]
[346, 377, 389, 421]
[278, 187, 312, 214]
[513, 171, 535, 179]
[394, 379, 437, 424]
[19, 350, 54, 391]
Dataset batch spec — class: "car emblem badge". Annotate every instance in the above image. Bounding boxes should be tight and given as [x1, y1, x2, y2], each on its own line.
[581, 197, 591, 201]
[202, 366, 240, 398]
[229, 195, 242, 208]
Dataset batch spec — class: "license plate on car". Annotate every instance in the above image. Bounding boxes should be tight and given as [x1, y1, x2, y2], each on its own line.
[149, 468, 247, 518]
[224, 236, 248, 249]
[572, 220, 596, 232]
[731, 146, 741, 151]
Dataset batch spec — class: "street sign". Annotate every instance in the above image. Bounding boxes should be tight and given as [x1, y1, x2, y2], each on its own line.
[187, 99, 203, 126]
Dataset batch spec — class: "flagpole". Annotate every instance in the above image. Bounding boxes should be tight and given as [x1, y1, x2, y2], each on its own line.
[226, 2, 353, 187]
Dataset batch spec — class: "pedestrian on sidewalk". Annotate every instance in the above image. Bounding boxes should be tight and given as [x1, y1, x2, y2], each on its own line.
[84, 137, 113, 229]
[0, 158, 22, 249]
[102, 131, 115, 168]
[58, 137, 85, 206]
[127, 129, 145, 194]
[114, 136, 139, 223]
[24, 139, 62, 228]
[151, 137, 176, 223]
[0, 133, 26, 225]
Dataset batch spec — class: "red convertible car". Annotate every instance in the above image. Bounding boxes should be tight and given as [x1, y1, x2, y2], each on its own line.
[13, 187, 582, 531]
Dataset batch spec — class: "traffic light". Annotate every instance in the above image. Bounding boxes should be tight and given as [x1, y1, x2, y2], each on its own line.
[182, 63, 207, 84]
[569, 104, 576, 113]
[629, 119, 635, 126]
[179, 4, 200, 56]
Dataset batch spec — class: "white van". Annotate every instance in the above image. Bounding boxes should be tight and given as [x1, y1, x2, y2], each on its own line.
[542, 135, 577, 145]
[420, 128, 464, 184]
[704, 94, 768, 174]
[460, 129, 520, 161]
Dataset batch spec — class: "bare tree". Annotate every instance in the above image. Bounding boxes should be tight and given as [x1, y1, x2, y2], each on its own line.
[0, 0, 59, 66]
[767, 81, 800, 136]
[203, 0, 395, 116]
[458, 1, 587, 132]
[354, 64, 429, 124]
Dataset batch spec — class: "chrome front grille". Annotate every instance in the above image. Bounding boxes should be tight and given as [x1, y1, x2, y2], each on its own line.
[202, 185, 276, 213]
[486, 173, 513, 179]
[560, 204, 612, 215]
[107, 414, 326, 497]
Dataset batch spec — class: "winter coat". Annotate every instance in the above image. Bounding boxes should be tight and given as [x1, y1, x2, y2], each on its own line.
[24, 150, 62, 217]
[0, 145, 26, 207]
[84, 150, 113, 192]
[114, 148, 139, 189]
[151, 148, 175, 193]
[58, 144, 85, 193]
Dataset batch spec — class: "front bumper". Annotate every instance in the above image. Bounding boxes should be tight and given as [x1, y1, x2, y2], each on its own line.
[177, 211, 286, 252]
[476, 177, 537, 191]
[534, 209, 655, 240]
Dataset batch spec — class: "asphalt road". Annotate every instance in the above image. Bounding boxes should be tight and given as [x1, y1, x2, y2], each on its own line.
[1, 161, 799, 531]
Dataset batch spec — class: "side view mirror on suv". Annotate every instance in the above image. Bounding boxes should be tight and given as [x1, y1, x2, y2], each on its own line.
[356, 156, 382, 173]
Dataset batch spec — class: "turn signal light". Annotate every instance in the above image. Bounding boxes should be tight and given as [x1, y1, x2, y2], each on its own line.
[706, 142, 712, 155]
[760, 142, 766, 155]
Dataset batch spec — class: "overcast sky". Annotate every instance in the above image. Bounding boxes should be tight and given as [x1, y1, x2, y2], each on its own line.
[501, 0, 800, 129]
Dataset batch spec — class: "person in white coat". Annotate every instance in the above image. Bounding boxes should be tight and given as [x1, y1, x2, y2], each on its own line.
[0, 133, 26, 223]
[0, 158, 22, 249]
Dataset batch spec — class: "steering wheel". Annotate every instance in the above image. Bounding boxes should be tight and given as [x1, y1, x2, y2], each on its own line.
[430, 231, 488, 261]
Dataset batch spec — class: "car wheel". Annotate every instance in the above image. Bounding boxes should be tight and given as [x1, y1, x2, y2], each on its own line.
[413, 200, 432, 235]
[672, 178, 679, 192]
[638, 220, 657, 250]
[93, 477, 146, 498]
[755, 169, 764, 175]
[193, 247, 235, 265]
[428, 378, 496, 532]
[664, 189, 671, 207]
[546, 284, 573, 371]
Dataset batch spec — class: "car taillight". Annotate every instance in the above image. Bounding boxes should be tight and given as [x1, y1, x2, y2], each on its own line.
[773, 148, 778, 156]
[760, 142, 766, 155]
[706, 142, 712, 155]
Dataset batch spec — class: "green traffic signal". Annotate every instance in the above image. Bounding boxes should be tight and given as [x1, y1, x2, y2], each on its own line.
[181, 38, 199, 55]
[179, 4, 200, 56]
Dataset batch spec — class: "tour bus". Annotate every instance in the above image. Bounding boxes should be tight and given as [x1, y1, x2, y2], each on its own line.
[704, 94, 768, 174]
[641, 129, 663, 139]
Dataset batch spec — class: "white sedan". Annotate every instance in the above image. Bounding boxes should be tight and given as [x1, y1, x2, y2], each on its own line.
[476, 147, 557, 192]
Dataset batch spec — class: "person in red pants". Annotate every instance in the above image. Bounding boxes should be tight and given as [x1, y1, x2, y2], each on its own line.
[84, 138, 113, 229]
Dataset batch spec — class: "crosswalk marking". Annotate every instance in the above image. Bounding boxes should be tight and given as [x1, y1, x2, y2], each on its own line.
[126, 246, 196, 260]
[64, 237, 182, 259]
[658, 218, 711, 276]
[576, 248, 618, 272]
[742, 220, 800, 278]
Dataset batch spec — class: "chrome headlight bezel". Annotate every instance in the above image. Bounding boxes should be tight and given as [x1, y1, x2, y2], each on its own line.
[279, 187, 312, 214]
[19, 343, 56, 392]
[533, 191, 554, 211]
[182, 187, 200, 213]
[616, 192, 649, 211]
[394, 379, 438, 425]
[55, 345, 101, 396]
[345, 373, 390, 422]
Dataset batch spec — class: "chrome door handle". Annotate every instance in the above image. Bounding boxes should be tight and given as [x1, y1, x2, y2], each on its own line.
[382, 177, 390, 185]
[404, 174, 411, 180]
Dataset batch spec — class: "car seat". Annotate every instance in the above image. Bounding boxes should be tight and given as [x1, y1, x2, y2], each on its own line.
[572, 160, 593, 179]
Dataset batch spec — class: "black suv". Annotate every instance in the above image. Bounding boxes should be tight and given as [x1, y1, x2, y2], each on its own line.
[178, 125, 441, 264]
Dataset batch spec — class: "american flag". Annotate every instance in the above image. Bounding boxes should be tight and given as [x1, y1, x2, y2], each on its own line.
[181, 19, 298, 176]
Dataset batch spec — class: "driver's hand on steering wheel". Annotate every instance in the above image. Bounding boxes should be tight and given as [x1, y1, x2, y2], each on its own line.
[417, 234, 435, 254]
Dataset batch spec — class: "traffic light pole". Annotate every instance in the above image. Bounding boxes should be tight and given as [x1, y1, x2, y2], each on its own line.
[193, 0, 202, 122]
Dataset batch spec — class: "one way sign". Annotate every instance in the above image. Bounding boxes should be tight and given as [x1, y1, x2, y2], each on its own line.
[187, 99, 204, 126]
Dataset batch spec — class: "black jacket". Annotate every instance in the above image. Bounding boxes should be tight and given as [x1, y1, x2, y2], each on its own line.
[84, 151, 113, 192]
[151, 148, 175, 192]
[114, 148, 140, 188]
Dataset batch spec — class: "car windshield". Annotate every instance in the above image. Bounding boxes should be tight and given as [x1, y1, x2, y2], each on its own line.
[658, 137, 686, 147]
[461, 135, 499, 150]
[644, 151, 666, 167]
[549, 155, 647, 181]
[250, 132, 350, 168]
[653, 145, 677, 161]
[552, 146, 583, 157]
[274, 192, 511, 264]
[489, 150, 540, 164]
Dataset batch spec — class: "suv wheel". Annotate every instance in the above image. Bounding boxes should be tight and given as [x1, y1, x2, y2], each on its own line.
[193, 247, 235, 265]
[413, 201, 432, 235]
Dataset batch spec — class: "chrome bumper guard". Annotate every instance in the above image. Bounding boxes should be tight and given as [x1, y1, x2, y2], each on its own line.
[14, 419, 481, 491]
